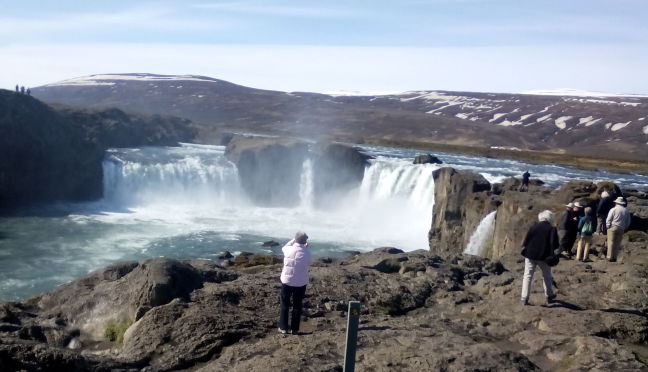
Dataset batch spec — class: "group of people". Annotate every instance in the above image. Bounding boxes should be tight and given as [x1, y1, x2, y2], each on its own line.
[520, 189, 632, 306]
[15, 85, 31, 96]
[558, 192, 631, 262]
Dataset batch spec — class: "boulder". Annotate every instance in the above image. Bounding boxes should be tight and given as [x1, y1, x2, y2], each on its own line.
[311, 142, 370, 207]
[225, 136, 309, 206]
[413, 154, 442, 165]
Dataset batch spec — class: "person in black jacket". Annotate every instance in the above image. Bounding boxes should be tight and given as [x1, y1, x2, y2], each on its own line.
[596, 191, 614, 235]
[521, 210, 559, 306]
[558, 202, 582, 258]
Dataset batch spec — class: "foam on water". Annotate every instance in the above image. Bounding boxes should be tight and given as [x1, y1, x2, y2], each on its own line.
[1, 143, 647, 301]
[464, 211, 497, 256]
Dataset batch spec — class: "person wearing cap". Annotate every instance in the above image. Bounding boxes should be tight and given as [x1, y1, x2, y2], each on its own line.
[278, 232, 313, 334]
[558, 202, 581, 258]
[605, 197, 631, 262]
[520, 210, 559, 306]
[596, 191, 614, 235]
[576, 207, 596, 261]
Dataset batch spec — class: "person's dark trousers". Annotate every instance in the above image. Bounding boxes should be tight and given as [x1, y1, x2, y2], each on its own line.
[559, 229, 577, 256]
[279, 284, 307, 333]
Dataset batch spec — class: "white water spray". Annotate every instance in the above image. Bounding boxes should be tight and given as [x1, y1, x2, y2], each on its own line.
[464, 211, 497, 256]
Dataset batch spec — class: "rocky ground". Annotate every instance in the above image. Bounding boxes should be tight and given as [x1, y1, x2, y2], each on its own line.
[1, 235, 647, 371]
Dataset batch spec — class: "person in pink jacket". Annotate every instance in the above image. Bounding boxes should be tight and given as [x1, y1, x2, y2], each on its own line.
[278, 231, 313, 334]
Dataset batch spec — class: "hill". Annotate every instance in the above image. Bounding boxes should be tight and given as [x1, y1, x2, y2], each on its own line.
[32, 74, 648, 166]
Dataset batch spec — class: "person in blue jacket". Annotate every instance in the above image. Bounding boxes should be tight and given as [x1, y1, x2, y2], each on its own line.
[576, 207, 596, 261]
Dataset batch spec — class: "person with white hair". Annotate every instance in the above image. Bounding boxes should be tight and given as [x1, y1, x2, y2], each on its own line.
[596, 190, 615, 235]
[606, 197, 632, 262]
[278, 231, 313, 334]
[520, 210, 560, 306]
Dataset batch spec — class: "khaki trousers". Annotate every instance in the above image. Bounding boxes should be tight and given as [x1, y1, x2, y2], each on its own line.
[606, 226, 624, 260]
[576, 235, 592, 261]
[521, 258, 554, 302]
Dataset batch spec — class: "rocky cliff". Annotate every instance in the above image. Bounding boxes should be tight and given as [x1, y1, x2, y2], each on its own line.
[0, 90, 196, 211]
[225, 137, 369, 207]
[2, 243, 647, 371]
[429, 167, 648, 258]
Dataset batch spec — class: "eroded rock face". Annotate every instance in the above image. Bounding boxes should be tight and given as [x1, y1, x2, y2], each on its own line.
[311, 142, 369, 207]
[430, 168, 646, 259]
[429, 167, 497, 255]
[225, 136, 309, 206]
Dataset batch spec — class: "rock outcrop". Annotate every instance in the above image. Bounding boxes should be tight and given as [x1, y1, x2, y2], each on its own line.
[413, 153, 442, 164]
[430, 167, 648, 258]
[0, 90, 196, 212]
[311, 142, 370, 207]
[225, 136, 309, 207]
[428, 168, 496, 255]
[2, 244, 647, 371]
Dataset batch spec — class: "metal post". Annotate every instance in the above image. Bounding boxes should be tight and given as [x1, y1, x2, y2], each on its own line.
[343, 301, 361, 372]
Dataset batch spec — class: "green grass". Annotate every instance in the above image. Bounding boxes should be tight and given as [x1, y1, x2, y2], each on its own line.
[104, 319, 133, 345]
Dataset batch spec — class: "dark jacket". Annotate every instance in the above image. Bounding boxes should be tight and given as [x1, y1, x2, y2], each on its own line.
[522, 221, 559, 260]
[558, 209, 578, 232]
[596, 197, 614, 218]
[577, 215, 596, 236]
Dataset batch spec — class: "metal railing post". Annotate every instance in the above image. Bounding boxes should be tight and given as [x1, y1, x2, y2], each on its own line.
[343, 301, 361, 372]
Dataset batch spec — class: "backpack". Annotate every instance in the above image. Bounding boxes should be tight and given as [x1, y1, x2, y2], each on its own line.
[582, 220, 593, 235]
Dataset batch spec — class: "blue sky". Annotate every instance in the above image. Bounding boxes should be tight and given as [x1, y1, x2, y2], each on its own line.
[2, 0, 648, 93]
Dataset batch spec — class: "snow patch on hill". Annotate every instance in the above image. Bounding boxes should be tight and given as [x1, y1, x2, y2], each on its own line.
[45, 74, 219, 87]
[521, 88, 648, 98]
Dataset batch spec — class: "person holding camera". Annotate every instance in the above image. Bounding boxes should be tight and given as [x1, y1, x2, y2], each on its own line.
[278, 232, 313, 335]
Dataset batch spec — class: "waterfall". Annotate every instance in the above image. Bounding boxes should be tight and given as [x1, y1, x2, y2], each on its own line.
[99, 146, 439, 251]
[102, 144, 241, 206]
[358, 157, 436, 211]
[464, 211, 497, 256]
[298, 158, 314, 208]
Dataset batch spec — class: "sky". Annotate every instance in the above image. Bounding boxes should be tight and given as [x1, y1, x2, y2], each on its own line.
[2, 0, 648, 94]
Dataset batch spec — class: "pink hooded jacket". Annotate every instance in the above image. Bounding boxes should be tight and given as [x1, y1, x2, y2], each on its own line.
[280, 239, 313, 287]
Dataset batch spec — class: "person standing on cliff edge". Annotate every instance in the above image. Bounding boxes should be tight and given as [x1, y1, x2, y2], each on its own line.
[520, 170, 530, 191]
[520, 210, 559, 306]
[278, 232, 312, 335]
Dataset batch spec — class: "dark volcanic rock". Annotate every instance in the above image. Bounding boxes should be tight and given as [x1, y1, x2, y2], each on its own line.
[225, 136, 309, 207]
[431, 167, 647, 259]
[311, 142, 370, 207]
[0, 89, 196, 212]
[4, 248, 647, 371]
[413, 153, 442, 164]
[429, 167, 496, 255]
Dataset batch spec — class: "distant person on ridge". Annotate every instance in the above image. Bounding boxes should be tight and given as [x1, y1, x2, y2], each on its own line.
[606, 197, 631, 262]
[575, 207, 596, 262]
[15, 84, 19, 93]
[278, 232, 312, 335]
[20, 86, 25, 94]
[26, 88, 31, 96]
[596, 191, 614, 235]
[558, 202, 581, 258]
[520, 210, 559, 306]
[520, 170, 531, 191]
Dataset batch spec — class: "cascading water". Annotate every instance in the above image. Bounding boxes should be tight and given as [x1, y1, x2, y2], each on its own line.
[464, 211, 497, 256]
[298, 158, 314, 209]
[103, 145, 242, 206]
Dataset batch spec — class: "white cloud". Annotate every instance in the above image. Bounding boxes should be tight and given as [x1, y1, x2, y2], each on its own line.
[191, 1, 359, 18]
[0, 5, 222, 37]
